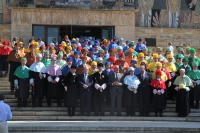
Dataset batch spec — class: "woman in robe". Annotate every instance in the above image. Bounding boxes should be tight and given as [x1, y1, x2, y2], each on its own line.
[123, 67, 141, 116]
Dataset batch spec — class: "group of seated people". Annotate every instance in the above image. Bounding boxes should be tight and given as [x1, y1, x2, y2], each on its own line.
[0, 36, 199, 117]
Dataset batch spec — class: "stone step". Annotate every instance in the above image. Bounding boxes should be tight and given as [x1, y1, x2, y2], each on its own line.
[11, 111, 180, 117]
[8, 121, 200, 132]
[11, 116, 187, 121]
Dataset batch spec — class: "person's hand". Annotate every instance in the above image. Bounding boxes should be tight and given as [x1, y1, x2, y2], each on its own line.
[64, 86, 67, 91]
[99, 86, 103, 90]
[83, 85, 88, 89]
[175, 87, 179, 91]
[131, 87, 135, 92]
[193, 81, 197, 85]
[31, 83, 34, 86]
[15, 85, 18, 89]
[113, 82, 117, 86]
[157, 92, 161, 95]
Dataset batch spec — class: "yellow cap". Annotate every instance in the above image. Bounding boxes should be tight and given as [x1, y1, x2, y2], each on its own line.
[167, 54, 173, 59]
[138, 53, 144, 58]
[153, 54, 159, 59]
[61, 42, 67, 47]
[156, 62, 162, 67]
[66, 46, 72, 51]
[91, 61, 97, 66]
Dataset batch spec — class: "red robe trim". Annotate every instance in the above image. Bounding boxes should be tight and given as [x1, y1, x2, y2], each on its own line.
[150, 79, 166, 89]
[0, 46, 12, 55]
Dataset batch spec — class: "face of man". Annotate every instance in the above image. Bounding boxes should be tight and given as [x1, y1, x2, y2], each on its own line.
[98, 66, 103, 72]
[106, 64, 110, 69]
[153, 58, 158, 62]
[74, 54, 79, 59]
[190, 53, 195, 57]
[157, 66, 161, 70]
[44, 55, 49, 59]
[52, 60, 56, 65]
[83, 68, 89, 74]
[92, 65, 97, 70]
[186, 50, 190, 55]
[21, 61, 26, 66]
[156, 75, 161, 79]
[193, 66, 198, 70]
[129, 70, 134, 75]
[99, 53, 104, 57]
[67, 60, 72, 66]
[168, 58, 173, 63]
[58, 56, 63, 60]
[183, 62, 188, 66]
[114, 66, 119, 73]
[82, 59, 87, 64]
[71, 68, 76, 74]
[140, 65, 145, 73]
[36, 57, 42, 62]
[179, 69, 185, 77]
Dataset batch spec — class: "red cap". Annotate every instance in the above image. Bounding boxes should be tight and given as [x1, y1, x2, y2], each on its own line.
[119, 52, 124, 57]
[107, 56, 115, 62]
[58, 44, 62, 47]
[77, 46, 82, 51]
[3, 40, 8, 45]
[156, 70, 162, 76]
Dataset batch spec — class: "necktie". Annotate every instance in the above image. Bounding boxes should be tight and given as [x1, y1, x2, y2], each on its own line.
[141, 73, 144, 80]
[84, 74, 87, 83]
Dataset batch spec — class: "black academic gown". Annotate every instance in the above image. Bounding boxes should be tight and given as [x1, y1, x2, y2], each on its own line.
[92, 72, 108, 115]
[176, 88, 190, 117]
[15, 77, 30, 98]
[63, 72, 79, 107]
[46, 75, 61, 99]
[29, 71, 44, 98]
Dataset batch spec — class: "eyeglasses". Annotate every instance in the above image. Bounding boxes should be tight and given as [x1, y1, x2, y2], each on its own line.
[176, 58, 181, 59]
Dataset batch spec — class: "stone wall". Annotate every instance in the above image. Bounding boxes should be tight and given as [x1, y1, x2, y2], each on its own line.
[135, 27, 200, 49]
[11, 8, 135, 45]
[0, 24, 11, 41]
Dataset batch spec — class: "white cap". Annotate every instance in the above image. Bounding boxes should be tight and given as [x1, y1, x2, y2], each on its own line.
[36, 53, 42, 58]
[120, 38, 124, 41]
[96, 57, 103, 62]
[50, 43, 54, 47]
[128, 67, 134, 72]
[118, 46, 123, 50]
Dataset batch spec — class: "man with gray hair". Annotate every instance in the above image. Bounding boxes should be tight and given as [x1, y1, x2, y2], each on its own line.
[0, 93, 12, 133]
[119, 38, 126, 48]
[108, 65, 124, 116]
[173, 68, 193, 117]
[168, 42, 174, 55]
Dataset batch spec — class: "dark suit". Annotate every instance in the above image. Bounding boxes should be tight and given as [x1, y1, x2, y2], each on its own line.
[108, 73, 124, 115]
[79, 74, 93, 116]
[137, 72, 152, 116]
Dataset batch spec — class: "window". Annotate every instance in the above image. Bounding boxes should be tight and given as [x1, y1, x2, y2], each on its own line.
[33, 26, 45, 39]
[145, 38, 156, 46]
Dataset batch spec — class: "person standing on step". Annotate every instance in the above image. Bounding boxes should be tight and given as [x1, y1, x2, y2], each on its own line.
[0, 40, 12, 77]
[29, 53, 46, 107]
[173, 69, 192, 117]
[188, 62, 200, 109]
[0, 93, 12, 133]
[79, 67, 93, 116]
[92, 63, 108, 116]
[108, 65, 124, 116]
[137, 65, 152, 116]
[150, 70, 166, 117]
[45, 56, 62, 107]
[124, 67, 140, 116]
[14, 58, 30, 107]
[7, 42, 24, 91]
[63, 65, 79, 116]
[24, 44, 36, 67]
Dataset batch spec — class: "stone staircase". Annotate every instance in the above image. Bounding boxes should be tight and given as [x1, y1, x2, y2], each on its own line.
[0, 77, 200, 122]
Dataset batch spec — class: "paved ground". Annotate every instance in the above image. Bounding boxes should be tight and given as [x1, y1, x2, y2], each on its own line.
[8, 121, 200, 132]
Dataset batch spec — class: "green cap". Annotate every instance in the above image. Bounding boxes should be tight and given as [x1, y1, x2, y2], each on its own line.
[44, 51, 50, 55]
[58, 52, 63, 57]
[156, 47, 163, 52]
[148, 48, 152, 53]
[182, 57, 189, 62]
[186, 47, 191, 51]
[129, 42, 135, 47]
[175, 54, 183, 59]
[190, 48, 196, 53]
[177, 47, 183, 52]
[98, 49, 104, 53]
[166, 47, 171, 52]
[21, 57, 27, 62]
[192, 61, 198, 67]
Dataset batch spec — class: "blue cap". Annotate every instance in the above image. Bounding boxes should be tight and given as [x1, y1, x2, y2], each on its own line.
[88, 41, 92, 45]
[113, 36, 118, 40]
[130, 60, 137, 64]
[138, 38, 143, 42]
[74, 51, 80, 55]
[84, 39, 89, 42]
[126, 40, 130, 43]
[93, 43, 99, 47]
[71, 41, 76, 44]
[67, 57, 73, 61]
[94, 40, 99, 43]
[89, 48, 95, 52]
[102, 46, 108, 50]
[105, 61, 111, 66]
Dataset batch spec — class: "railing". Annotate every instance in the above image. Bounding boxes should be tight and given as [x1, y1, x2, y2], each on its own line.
[9, 0, 139, 10]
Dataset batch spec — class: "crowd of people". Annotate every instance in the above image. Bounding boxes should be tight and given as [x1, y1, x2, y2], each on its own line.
[0, 35, 199, 118]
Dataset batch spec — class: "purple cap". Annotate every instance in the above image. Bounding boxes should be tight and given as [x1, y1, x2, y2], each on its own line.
[51, 56, 57, 61]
